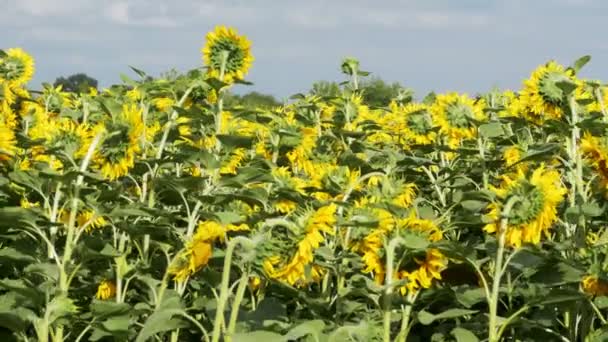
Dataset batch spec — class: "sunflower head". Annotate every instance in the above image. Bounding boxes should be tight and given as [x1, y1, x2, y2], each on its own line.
[431, 93, 486, 147]
[483, 165, 566, 248]
[0, 48, 35, 86]
[582, 275, 608, 297]
[95, 280, 116, 300]
[0, 122, 16, 163]
[519, 61, 576, 123]
[202, 26, 254, 83]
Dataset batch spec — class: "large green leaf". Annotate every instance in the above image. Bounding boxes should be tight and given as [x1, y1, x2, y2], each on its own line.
[418, 309, 478, 325]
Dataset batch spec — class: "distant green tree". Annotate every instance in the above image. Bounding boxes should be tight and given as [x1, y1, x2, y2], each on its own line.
[226, 91, 281, 108]
[360, 77, 403, 107]
[53, 73, 98, 93]
[310, 81, 341, 97]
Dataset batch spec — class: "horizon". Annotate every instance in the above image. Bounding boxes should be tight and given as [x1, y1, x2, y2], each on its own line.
[2, 0, 608, 99]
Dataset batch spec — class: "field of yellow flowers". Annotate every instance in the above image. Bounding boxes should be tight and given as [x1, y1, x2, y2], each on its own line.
[2, 26, 608, 342]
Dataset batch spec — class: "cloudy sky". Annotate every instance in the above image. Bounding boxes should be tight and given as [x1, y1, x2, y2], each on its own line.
[2, 0, 608, 99]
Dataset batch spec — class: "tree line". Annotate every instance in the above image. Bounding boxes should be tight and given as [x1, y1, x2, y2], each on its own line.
[53, 73, 408, 108]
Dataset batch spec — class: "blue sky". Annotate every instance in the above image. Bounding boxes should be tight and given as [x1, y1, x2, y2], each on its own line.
[2, 0, 608, 99]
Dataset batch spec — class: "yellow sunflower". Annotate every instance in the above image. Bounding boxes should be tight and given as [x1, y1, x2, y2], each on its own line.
[93, 104, 144, 180]
[264, 204, 336, 286]
[355, 208, 445, 290]
[169, 221, 249, 282]
[483, 165, 566, 248]
[518, 61, 576, 123]
[220, 148, 247, 175]
[95, 280, 116, 300]
[0, 122, 16, 162]
[398, 248, 447, 295]
[389, 101, 437, 146]
[0, 48, 35, 86]
[581, 132, 608, 191]
[430, 93, 486, 148]
[153, 97, 175, 112]
[202, 26, 254, 83]
[581, 275, 608, 297]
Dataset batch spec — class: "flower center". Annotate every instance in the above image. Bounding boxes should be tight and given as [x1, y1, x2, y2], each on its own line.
[446, 102, 474, 128]
[539, 71, 570, 105]
[508, 181, 545, 225]
[407, 110, 433, 135]
[102, 122, 132, 162]
[0, 56, 26, 82]
[209, 37, 246, 75]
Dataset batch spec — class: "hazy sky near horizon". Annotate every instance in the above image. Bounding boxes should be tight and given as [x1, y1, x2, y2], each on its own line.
[2, 0, 608, 99]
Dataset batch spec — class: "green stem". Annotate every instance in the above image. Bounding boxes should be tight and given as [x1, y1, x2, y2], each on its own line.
[53, 132, 101, 342]
[383, 237, 406, 342]
[488, 196, 520, 342]
[421, 166, 446, 207]
[396, 291, 419, 342]
[595, 87, 608, 122]
[48, 182, 63, 259]
[211, 237, 251, 342]
[495, 305, 530, 341]
[226, 270, 249, 341]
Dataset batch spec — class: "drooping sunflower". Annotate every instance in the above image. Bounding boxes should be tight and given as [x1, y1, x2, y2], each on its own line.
[0, 48, 35, 86]
[202, 26, 254, 83]
[518, 61, 576, 123]
[581, 275, 608, 297]
[483, 165, 567, 248]
[389, 101, 436, 146]
[0, 122, 16, 163]
[169, 221, 249, 282]
[354, 208, 446, 294]
[264, 204, 337, 286]
[430, 93, 486, 148]
[93, 104, 144, 180]
[580, 132, 608, 191]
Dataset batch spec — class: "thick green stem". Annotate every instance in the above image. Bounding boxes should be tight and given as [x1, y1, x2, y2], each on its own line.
[211, 237, 251, 342]
[55, 132, 102, 342]
[488, 196, 519, 342]
[421, 166, 446, 207]
[396, 291, 419, 342]
[48, 182, 63, 259]
[383, 237, 406, 342]
[226, 271, 249, 342]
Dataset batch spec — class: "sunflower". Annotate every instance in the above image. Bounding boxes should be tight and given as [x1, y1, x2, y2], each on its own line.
[95, 280, 116, 300]
[264, 204, 336, 286]
[0, 122, 16, 162]
[581, 275, 608, 297]
[93, 104, 144, 180]
[483, 165, 566, 248]
[169, 221, 249, 282]
[430, 93, 486, 148]
[44, 118, 94, 160]
[153, 97, 175, 112]
[398, 249, 447, 295]
[0, 48, 35, 86]
[581, 132, 608, 191]
[389, 101, 436, 146]
[518, 61, 575, 123]
[354, 208, 446, 293]
[202, 26, 254, 83]
[274, 199, 297, 214]
[220, 148, 247, 175]
[59, 209, 107, 232]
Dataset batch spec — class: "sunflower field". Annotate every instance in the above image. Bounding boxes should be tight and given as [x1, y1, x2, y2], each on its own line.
[2, 26, 608, 342]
